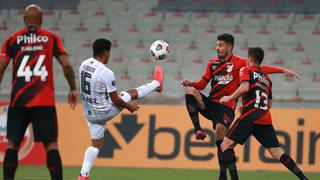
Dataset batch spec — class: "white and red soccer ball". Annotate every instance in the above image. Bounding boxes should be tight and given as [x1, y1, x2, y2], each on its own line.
[150, 40, 170, 60]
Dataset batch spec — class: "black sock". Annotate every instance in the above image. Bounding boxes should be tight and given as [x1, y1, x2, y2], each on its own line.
[216, 140, 227, 179]
[47, 149, 63, 180]
[185, 94, 202, 133]
[3, 149, 18, 180]
[280, 153, 308, 180]
[223, 148, 239, 180]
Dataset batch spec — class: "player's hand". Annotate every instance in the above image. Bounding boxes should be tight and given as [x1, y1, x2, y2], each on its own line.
[68, 90, 79, 110]
[181, 79, 192, 87]
[283, 68, 301, 79]
[127, 101, 139, 113]
[220, 96, 231, 103]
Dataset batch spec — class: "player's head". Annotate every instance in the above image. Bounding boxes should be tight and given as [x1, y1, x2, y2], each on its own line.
[247, 47, 264, 66]
[24, 4, 43, 29]
[92, 38, 112, 64]
[216, 33, 234, 59]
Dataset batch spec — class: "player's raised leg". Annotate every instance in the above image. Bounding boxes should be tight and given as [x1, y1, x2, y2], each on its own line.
[184, 87, 207, 140]
[131, 64, 163, 98]
[118, 64, 163, 101]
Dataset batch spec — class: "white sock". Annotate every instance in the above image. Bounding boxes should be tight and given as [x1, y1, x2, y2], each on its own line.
[80, 146, 99, 177]
[136, 80, 160, 98]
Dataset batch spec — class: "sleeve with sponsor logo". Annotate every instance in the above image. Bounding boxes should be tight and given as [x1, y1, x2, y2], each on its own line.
[239, 67, 250, 83]
[104, 71, 117, 93]
[52, 33, 67, 59]
[0, 36, 12, 61]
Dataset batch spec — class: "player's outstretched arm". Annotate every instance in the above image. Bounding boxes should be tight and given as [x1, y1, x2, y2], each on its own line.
[220, 81, 249, 103]
[181, 78, 208, 90]
[109, 91, 139, 113]
[57, 54, 78, 109]
[261, 66, 301, 79]
[0, 56, 9, 84]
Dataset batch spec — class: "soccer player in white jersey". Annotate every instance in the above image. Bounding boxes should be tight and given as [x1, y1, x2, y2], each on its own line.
[77, 39, 163, 180]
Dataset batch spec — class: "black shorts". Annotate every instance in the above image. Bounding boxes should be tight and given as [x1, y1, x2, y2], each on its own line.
[6, 106, 58, 143]
[199, 93, 235, 129]
[227, 110, 280, 148]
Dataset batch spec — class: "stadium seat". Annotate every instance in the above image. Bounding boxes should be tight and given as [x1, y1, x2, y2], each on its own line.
[163, 11, 189, 27]
[128, 0, 155, 11]
[136, 10, 163, 27]
[167, 25, 195, 43]
[242, 12, 268, 27]
[215, 12, 241, 28]
[143, 25, 170, 44]
[268, 13, 294, 27]
[189, 12, 215, 28]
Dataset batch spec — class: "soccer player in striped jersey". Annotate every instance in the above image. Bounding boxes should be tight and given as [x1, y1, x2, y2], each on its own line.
[0, 4, 78, 180]
[181, 33, 299, 179]
[220, 47, 308, 180]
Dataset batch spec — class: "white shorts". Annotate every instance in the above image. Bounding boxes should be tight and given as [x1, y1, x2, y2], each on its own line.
[86, 91, 131, 139]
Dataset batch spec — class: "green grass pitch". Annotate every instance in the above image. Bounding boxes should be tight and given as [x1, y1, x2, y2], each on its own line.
[0, 166, 319, 180]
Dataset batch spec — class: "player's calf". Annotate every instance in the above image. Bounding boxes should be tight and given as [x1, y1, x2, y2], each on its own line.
[185, 94, 202, 134]
[268, 147, 308, 180]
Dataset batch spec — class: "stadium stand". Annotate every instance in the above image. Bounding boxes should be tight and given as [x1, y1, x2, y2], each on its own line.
[0, 0, 320, 103]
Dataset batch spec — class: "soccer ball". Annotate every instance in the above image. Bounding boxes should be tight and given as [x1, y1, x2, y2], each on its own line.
[150, 40, 170, 60]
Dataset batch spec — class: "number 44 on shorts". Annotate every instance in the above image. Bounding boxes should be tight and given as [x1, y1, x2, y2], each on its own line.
[17, 55, 48, 82]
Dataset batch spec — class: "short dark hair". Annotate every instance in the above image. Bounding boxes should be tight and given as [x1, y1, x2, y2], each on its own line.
[217, 33, 234, 47]
[248, 47, 264, 65]
[92, 38, 111, 57]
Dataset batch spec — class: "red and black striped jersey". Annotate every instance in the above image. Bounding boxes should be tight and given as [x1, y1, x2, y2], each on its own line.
[194, 55, 282, 111]
[239, 66, 272, 124]
[201, 55, 246, 110]
[0, 27, 67, 107]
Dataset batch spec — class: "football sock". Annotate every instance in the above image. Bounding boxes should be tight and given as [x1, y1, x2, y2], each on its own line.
[223, 148, 239, 180]
[136, 80, 160, 98]
[280, 153, 308, 180]
[47, 149, 63, 180]
[216, 140, 227, 179]
[80, 146, 99, 177]
[3, 148, 18, 180]
[185, 94, 202, 132]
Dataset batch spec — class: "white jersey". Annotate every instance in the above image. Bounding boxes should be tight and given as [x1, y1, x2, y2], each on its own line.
[79, 57, 117, 120]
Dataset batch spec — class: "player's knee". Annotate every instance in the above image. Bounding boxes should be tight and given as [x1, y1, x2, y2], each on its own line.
[221, 138, 234, 152]
[125, 89, 138, 99]
[268, 147, 284, 160]
[184, 87, 198, 95]
[220, 140, 229, 152]
[91, 138, 104, 150]
[215, 124, 227, 140]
